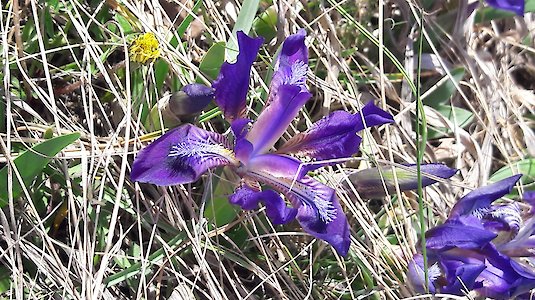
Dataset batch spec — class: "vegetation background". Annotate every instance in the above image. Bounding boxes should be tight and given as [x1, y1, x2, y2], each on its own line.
[0, 0, 534, 298]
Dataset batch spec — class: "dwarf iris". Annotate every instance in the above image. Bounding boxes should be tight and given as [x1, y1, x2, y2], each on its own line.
[131, 30, 398, 256]
[408, 175, 535, 298]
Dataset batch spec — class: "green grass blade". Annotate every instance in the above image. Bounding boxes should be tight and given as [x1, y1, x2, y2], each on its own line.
[176, 0, 203, 37]
[104, 234, 186, 287]
[326, 0, 417, 96]
[227, 0, 260, 61]
[198, 41, 226, 81]
[0, 132, 81, 206]
[415, 7, 429, 292]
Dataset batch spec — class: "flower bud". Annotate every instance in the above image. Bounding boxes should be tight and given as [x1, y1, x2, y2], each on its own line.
[147, 83, 214, 130]
[342, 164, 457, 198]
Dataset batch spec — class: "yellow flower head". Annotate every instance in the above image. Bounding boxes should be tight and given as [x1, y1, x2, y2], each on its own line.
[129, 32, 160, 64]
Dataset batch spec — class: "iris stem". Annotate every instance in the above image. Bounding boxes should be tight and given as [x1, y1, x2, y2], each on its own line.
[326, 0, 418, 96]
[199, 107, 222, 123]
[415, 6, 429, 293]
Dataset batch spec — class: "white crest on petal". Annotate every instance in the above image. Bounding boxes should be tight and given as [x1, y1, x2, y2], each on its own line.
[286, 60, 307, 87]
[428, 263, 442, 282]
[473, 204, 522, 232]
[247, 170, 338, 224]
[471, 206, 494, 220]
[169, 137, 236, 163]
[297, 182, 337, 223]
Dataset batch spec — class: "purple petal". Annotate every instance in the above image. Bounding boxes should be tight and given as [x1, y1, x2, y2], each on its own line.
[266, 29, 308, 98]
[247, 31, 311, 155]
[485, 0, 524, 15]
[510, 259, 535, 280]
[479, 203, 521, 245]
[131, 124, 235, 185]
[498, 216, 535, 257]
[157, 84, 214, 128]
[354, 101, 394, 131]
[399, 163, 458, 189]
[500, 236, 535, 257]
[482, 243, 535, 280]
[229, 186, 297, 224]
[275, 28, 308, 67]
[275, 102, 393, 173]
[245, 164, 351, 256]
[247, 154, 302, 178]
[344, 163, 457, 198]
[213, 32, 264, 122]
[523, 191, 535, 215]
[231, 119, 254, 162]
[277, 111, 362, 160]
[234, 139, 253, 163]
[466, 245, 529, 298]
[407, 254, 440, 293]
[231, 118, 251, 140]
[438, 246, 523, 298]
[425, 217, 497, 251]
[287, 176, 351, 256]
[449, 174, 522, 218]
[174, 83, 215, 116]
[509, 272, 535, 299]
[440, 261, 485, 295]
[524, 191, 535, 203]
[247, 85, 312, 155]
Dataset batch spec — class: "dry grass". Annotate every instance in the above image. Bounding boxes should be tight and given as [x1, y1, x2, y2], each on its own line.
[0, 0, 534, 299]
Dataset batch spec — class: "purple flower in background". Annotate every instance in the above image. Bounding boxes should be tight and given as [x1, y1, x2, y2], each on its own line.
[131, 30, 395, 256]
[485, 0, 525, 15]
[408, 175, 535, 298]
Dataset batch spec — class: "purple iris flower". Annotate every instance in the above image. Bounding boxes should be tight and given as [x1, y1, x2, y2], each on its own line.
[485, 0, 525, 15]
[408, 175, 535, 298]
[130, 30, 395, 256]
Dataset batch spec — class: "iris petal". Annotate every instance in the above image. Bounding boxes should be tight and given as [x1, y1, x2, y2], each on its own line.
[173, 83, 215, 116]
[440, 261, 485, 295]
[275, 28, 308, 67]
[277, 110, 362, 160]
[245, 163, 351, 256]
[425, 216, 497, 251]
[213, 32, 264, 122]
[485, 0, 524, 15]
[131, 124, 236, 185]
[523, 191, 535, 210]
[277, 102, 393, 175]
[247, 154, 302, 178]
[449, 175, 522, 218]
[354, 101, 395, 131]
[229, 185, 297, 224]
[247, 30, 311, 155]
[497, 215, 535, 257]
[290, 176, 351, 256]
[248, 85, 312, 155]
[439, 245, 534, 298]
[407, 254, 440, 293]
[231, 119, 254, 162]
[477, 203, 521, 244]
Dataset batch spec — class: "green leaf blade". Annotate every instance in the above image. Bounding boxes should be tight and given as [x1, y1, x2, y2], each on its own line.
[198, 41, 226, 81]
[0, 132, 81, 206]
[227, 0, 260, 61]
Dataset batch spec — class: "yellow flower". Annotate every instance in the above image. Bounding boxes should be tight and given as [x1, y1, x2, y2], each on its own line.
[129, 33, 160, 64]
